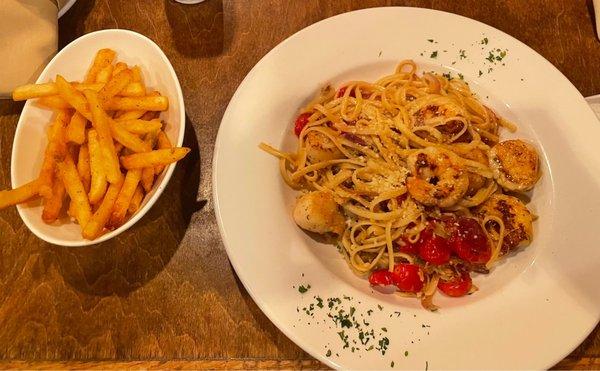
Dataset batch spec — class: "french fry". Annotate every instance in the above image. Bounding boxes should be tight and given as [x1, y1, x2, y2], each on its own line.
[85, 48, 116, 83]
[118, 119, 162, 135]
[140, 111, 159, 121]
[103, 96, 168, 111]
[95, 64, 114, 84]
[98, 69, 132, 103]
[114, 142, 124, 155]
[82, 180, 123, 240]
[154, 130, 173, 174]
[77, 144, 91, 193]
[140, 131, 158, 191]
[0, 180, 41, 210]
[109, 119, 152, 153]
[83, 89, 122, 184]
[121, 148, 190, 170]
[131, 65, 145, 92]
[13, 83, 56, 101]
[15, 81, 146, 101]
[114, 110, 146, 120]
[120, 82, 145, 97]
[55, 75, 92, 120]
[66, 112, 87, 144]
[42, 176, 66, 223]
[38, 110, 70, 198]
[109, 168, 142, 228]
[74, 81, 144, 97]
[128, 185, 144, 214]
[56, 155, 92, 227]
[112, 62, 128, 76]
[141, 166, 155, 192]
[87, 130, 108, 204]
[37, 96, 71, 110]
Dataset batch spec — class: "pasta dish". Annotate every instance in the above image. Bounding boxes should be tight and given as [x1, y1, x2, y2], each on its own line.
[260, 60, 540, 310]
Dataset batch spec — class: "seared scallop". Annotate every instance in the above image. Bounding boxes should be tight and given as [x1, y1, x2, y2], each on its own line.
[304, 131, 344, 164]
[463, 149, 488, 196]
[293, 191, 346, 235]
[475, 194, 533, 251]
[489, 140, 540, 192]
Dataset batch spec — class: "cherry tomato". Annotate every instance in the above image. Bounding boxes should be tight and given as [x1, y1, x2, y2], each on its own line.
[397, 237, 418, 255]
[293, 112, 311, 136]
[336, 86, 356, 98]
[438, 271, 472, 297]
[448, 217, 491, 264]
[368, 269, 395, 286]
[369, 264, 424, 293]
[417, 229, 451, 265]
[392, 263, 424, 292]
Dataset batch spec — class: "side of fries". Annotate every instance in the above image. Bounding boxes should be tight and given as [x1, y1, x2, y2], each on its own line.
[1, 49, 189, 240]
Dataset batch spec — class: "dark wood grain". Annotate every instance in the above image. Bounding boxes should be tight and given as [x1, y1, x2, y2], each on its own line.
[1, 0, 599, 369]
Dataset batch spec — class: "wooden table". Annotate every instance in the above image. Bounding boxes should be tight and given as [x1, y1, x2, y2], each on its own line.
[0, 0, 599, 369]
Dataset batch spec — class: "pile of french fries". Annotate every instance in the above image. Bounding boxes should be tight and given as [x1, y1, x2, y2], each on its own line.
[0, 48, 190, 240]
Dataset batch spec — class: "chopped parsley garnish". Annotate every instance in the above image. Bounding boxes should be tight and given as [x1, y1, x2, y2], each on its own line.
[298, 284, 311, 293]
[458, 73, 464, 80]
[478, 70, 483, 77]
[427, 39, 434, 43]
[376, 337, 390, 355]
[381, 327, 387, 332]
[459, 49, 467, 59]
[326, 349, 332, 357]
[481, 37, 488, 44]
[316, 296, 324, 308]
[430, 51, 438, 58]
[391, 361, 395, 367]
[404, 350, 409, 356]
[442, 72, 452, 80]
[377, 304, 383, 311]
[486, 52, 495, 62]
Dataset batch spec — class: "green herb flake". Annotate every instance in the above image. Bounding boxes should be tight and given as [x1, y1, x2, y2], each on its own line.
[459, 49, 467, 59]
[326, 349, 332, 357]
[391, 361, 395, 368]
[381, 327, 387, 332]
[404, 350, 409, 357]
[458, 73, 464, 80]
[316, 297, 324, 308]
[481, 37, 488, 44]
[427, 39, 434, 43]
[486, 52, 495, 62]
[430, 51, 438, 59]
[298, 284, 311, 294]
[478, 70, 483, 77]
[377, 304, 383, 311]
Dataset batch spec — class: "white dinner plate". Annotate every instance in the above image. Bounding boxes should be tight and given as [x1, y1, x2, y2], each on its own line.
[213, 7, 600, 369]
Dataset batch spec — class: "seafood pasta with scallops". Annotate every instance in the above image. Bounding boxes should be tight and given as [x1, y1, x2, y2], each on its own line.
[260, 60, 540, 310]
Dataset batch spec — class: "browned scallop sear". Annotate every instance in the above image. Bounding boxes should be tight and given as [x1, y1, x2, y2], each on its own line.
[293, 191, 345, 235]
[475, 193, 533, 252]
[304, 131, 344, 164]
[489, 139, 540, 192]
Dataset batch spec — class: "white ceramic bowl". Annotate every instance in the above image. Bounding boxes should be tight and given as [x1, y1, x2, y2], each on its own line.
[11, 29, 185, 246]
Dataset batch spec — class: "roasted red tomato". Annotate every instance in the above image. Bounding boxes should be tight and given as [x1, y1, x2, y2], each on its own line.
[293, 112, 311, 136]
[392, 263, 424, 292]
[448, 217, 491, 264]
[368, 269, 395, 286]
[397, 236, 419, 255]
[369, 264, 424, 293]
[417, 229, 451, 265]
[438, 271, 472, 297]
